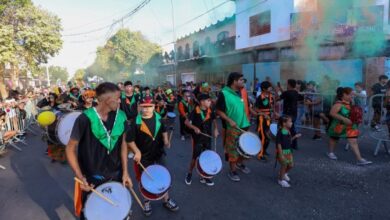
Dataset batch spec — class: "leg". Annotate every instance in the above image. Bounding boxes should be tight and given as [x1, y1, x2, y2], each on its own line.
[328, 137, 338, 153]
[290, 118, 298, 149]
[347, 138, 363, 161]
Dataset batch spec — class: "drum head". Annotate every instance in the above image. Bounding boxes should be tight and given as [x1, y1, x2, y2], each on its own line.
[85, 182, 132, 220]
[167, 112, 176, 118]
[57, 111, 82, 145]
[198, 150, 222, 176]
[270, 123, 278, 137]
[141, 165, 171, 195]
[238, 132, 262, 156]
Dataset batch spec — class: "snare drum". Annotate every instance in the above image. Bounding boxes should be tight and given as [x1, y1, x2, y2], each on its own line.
[196, 150, 222, 179]
[84, 181, 132, 220]
[139, 165, 171, 201]
[47, 111, 81, 145]
[237, 132, 262, 158]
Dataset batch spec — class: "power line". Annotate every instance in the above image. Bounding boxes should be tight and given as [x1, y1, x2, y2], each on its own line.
[62, 0, 152, 37]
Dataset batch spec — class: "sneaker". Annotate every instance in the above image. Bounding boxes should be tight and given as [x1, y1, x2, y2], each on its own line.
[143, 200, 152, 216]
[200, 178, 214, 186]
[228, 171, 240, 182]
[278, 180, 291, 188]
[283, 173, 290, 182]
[312, 135, 322, 140]
[327, 152, 338, 160]
[357, 158, 373, 166]
[181, 136, 185, 141]
[185, 173, 192, 185]
[235, 163, 251, 174]
[372, 125, 382, 132]
[163, 198, 179, 212]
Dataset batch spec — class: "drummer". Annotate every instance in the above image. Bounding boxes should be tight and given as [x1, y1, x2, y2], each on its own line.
[120, 81, 141, 122]
[184, 94, 219, 186]
[124, 96, 179, 216]
[254, 81, 276, 161]
[178, 90, 194, 141]
[66, 82, 133, 219]
[216, 72, 251, 182]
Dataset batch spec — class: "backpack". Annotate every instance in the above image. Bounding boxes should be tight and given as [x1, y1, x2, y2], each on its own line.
[350, 105, 363, 124]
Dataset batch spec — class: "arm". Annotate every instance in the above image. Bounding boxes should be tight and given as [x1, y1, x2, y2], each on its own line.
[216, 109, 237, 128]
[121, 135, 133, 187]
[185, 118, 200, 134]
[330, 104, 352, 125]
[66, 139, 93, 191]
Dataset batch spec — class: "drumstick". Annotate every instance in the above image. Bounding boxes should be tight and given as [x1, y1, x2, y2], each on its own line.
[236, 127, 246, 133]
[213, 137, 217, 152]
[74, 177, 117, 206]
[199, 132, 213, 139]
[138, 162, 155, 181]
[127, 186, 144, 210]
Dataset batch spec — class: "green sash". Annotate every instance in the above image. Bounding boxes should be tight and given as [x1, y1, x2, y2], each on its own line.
[84, 108, 127, 153]
[221, 86, 250, 129]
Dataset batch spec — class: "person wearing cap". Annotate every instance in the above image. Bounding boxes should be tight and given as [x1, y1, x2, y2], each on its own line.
[165, 88, 176, 113]
[178, 90, 194, 141]
[216, 72, 251, 182]
[66, 82, 133, 219]
[124, 96, 179, 216]
[76, 89, 97, 111]
[65, 87, 81, 109]
[120, 81, 141, 122]
[184, 94, 219, 186]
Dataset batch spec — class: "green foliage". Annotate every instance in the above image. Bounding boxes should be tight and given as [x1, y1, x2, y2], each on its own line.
[86, 29, 162, 82]
[73, 68, 86, 81]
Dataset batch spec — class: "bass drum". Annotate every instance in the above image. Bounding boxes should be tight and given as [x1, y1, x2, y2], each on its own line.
[47, 111, 81, 146]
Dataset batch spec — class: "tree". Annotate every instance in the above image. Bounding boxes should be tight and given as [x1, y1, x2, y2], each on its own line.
[0, 1, 62, 89]
[49, 66, 69, 84]
[86, 29, 162, 82]
[73, 69, 85, 81]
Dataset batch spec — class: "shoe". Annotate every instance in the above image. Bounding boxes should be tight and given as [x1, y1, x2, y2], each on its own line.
[181, 136, 185, 141]
[228, 171, 240, 182]
[278, 180, 291, 188]
[312, 135, 322, 140]
[258, 155, 268, 162]
[235, 163, 251, 174]
[163, 198, 179, 212]
[185, 173, 192, 185]
[357, 158, 373, 166]
[200, 178, 214, 186]
[372, 125, 382, 132]
[327, 152, 338, 160]
[143, 200, 152, 216]
[283, 173, 290, 182]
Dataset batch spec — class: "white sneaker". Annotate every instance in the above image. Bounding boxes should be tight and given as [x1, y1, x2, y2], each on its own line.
[278, 180, 291, 188]
[327, 152, 338, 160]
[181, 136, 185, 141]
[357, 158, 373, 166]
[283, 173, 290, 182]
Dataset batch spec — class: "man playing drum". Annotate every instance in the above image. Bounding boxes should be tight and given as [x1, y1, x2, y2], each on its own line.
[216, 72, 251, 182]
[184, 94, 219, 186]
[66, 82, 133, 220]
[124, 96, 179, 216]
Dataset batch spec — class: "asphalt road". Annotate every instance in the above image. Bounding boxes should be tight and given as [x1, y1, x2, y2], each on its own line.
[0, 121, 389, 220]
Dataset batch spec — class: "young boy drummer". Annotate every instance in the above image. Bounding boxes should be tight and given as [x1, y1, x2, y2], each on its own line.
[184, 94, 219, 186]
[124, 96, 179, 216]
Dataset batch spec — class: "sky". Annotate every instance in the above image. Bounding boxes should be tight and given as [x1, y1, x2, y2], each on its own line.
[32, 0, 236, 77]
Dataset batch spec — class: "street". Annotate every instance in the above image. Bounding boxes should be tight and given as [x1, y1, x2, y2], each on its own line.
[1, 121, 389, 220]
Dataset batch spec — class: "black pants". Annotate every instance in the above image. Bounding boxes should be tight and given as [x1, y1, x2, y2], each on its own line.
[179, 116, 189, 136]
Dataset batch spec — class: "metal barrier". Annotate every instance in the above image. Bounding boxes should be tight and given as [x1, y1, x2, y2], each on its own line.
[367, 94, 390, 156]
[0, 97, 40, 156]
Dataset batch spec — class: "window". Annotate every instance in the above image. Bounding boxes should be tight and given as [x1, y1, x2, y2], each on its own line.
[217, 31, 229, 41]
[250, 11, 271, 37]
[193, 41, 200, 57]
[177, 46, 183, 60]
[184, 43, 190, 59]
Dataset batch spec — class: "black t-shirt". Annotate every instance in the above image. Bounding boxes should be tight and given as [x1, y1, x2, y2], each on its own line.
[188, 107, 216, 142]
[120, 94, 140, 120]
[255, 93, 273, 110]
[126, 114, 167, 163]
[70, 111, 127, 183]
[280, 90, 302, 118]
[372, 83, 388, 106]
[276, 129, 292, 150]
